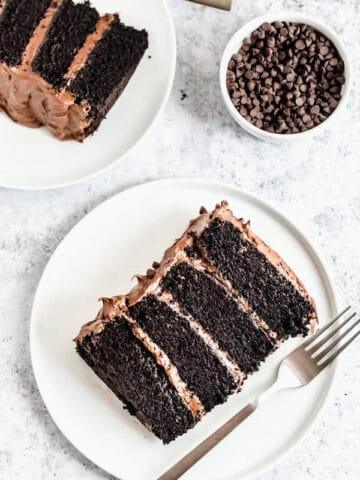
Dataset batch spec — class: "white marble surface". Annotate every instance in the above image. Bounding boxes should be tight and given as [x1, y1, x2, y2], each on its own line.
[0, 0, 359, 478]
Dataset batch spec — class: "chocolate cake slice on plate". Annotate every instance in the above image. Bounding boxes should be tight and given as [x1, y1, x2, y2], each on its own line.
[75, 202, 317, 443]
[0, 0, 148, 141]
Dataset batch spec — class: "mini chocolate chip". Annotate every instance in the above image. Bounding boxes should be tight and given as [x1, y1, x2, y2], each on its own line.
[267, 37, 276, 48]
[329, 97, 339, 109]
[261, 22, 272, 31]
[245, 70, 256, 80]
[295, 39, 306, 50]
[310, 105, 320, 115]
[286, 73, 295, 82]
[320, 45, 329, 56]
[307, 97, 315, 107]
[232, 53, 243, 62]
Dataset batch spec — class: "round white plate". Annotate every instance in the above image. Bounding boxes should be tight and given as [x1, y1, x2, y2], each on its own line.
[31, 178, 338, 480]
[0, 0, 176, 190]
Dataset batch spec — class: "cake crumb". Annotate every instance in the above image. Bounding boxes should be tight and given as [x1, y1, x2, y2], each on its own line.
[180, 90, 188, 101]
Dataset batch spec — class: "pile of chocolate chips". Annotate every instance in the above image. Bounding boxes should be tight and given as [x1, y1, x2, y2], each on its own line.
[227, 22, 345, 134]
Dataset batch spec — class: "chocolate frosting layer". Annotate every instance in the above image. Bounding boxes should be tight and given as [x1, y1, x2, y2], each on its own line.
[0, 63, 90, 139]
[22, 0, 64, 67]
[65, 14, 115, 83]
[75, 295, 205, 418]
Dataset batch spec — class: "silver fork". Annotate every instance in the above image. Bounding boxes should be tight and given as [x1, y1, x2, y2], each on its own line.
[159, 306, 360, 480]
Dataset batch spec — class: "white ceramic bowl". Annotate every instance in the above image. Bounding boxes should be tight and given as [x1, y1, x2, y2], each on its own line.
[219, 12, 352, 143]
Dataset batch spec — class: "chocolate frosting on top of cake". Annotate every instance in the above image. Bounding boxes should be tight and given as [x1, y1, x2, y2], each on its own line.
[75, 296, 124, 341]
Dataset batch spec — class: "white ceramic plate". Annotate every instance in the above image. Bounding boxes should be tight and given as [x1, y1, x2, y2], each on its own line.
[0, 0, 176, 190]
[30, 178, 338, 480]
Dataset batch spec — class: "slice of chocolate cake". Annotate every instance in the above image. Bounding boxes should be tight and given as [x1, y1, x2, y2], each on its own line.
[0, 0, 148, 141]
[75, 202, 317, 443]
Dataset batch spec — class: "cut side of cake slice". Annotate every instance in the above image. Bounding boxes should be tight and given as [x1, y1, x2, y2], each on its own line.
[192, 205, 317, 339]
[75, 202, 317, 443]
[77, 311, 196, 444]
[0, 0, 148, 141]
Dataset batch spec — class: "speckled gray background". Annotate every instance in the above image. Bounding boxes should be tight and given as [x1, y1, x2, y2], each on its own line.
[0, 0, 359, 478]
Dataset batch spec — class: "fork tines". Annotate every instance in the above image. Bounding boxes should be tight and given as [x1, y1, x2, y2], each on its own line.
[304, 306, 360, 368]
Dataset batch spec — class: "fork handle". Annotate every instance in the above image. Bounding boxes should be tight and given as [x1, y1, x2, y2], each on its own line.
[158, 364, 297, 480]
[186, 0, 232, 10]
[158, 402, 257, 480]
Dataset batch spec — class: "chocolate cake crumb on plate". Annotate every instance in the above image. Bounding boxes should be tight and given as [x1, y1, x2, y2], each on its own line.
[75, 200, 317, 444]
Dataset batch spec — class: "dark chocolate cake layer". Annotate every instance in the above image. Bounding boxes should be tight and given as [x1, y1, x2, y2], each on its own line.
[75, 202, 317, 444]
[162, 262, 275, 374]
[0, 0, 52, 66]
[69, 17, 148, 136]
[197, 218, 314, 339]
[0, 0, 148, 141]
[77, 316, 195, 444]
[32, 0, 99, 88]
[129, 295, 237, 412]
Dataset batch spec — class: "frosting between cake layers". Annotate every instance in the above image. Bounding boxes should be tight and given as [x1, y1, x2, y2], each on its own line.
[22, 0, 64, 67]
[185, 249, 280, 341]
[75, 296, 205, 418]
[157, 291, 246, 387]
[211, 202, 318, 332]
[123, 311, 205, 418]
[65, 14, 116, 83]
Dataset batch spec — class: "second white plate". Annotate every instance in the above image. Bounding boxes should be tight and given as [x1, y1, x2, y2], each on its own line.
[30, 178, 337, 479]
[0, 0, 176, 190]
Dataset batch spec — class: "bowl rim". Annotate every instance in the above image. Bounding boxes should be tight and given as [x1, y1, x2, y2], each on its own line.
[219, 11, 352, 142]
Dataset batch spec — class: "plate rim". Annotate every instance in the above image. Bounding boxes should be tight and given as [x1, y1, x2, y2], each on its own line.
[0, 0, 176, 191]
[30, 177, 339, 479]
